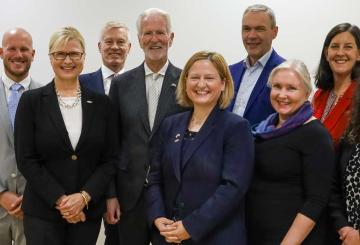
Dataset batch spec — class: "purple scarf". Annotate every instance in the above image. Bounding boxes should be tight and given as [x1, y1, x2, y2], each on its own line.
[253, 101, 313, 139]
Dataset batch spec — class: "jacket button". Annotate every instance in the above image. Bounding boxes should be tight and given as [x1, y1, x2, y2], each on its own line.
[11, 173, 17, 178]
[71, 155, 78, 160]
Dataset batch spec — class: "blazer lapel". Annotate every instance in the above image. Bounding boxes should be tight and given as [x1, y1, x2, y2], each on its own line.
[151, 63, 179, 138]
[94, 69, 105, 94]
[42, 82, 73, 151]
[171, 111, 191, 181]
[75, 86, 95, 151]
[244, 50, 276, 116]
[0, 81, 14, 146]
[181, 107, 220, 171]
[323, 82, 356, 131]
[132, 64, 151, 135]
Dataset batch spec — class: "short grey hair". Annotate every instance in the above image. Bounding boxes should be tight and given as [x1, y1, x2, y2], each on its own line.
[244, 4, 276, 27]
[100, 21, 131, 43]
[268, 60, 313, 94]
[136, 8, 172, 34]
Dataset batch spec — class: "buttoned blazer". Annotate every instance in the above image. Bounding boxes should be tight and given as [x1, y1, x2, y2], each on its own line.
[108, 62, 184, 212]
[80, 68, 105, 94]
[0, 78, 39, 219]
[14, 81, 117, 222]
[228, 50, 285, 126]
[146, 107, 254, 244]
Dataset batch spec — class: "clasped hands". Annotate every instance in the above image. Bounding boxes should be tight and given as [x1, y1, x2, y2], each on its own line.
[0, 191, 23, 219]
[339, 226, 360, 245]
[154, 217, 190, 244]
[56, 193, 86, 224]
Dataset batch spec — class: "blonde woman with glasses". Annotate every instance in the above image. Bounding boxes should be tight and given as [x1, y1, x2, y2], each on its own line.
[14, 27, 118, 245]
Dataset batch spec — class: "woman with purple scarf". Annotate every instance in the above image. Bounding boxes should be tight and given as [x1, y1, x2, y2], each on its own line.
[246, 60, 335, 245]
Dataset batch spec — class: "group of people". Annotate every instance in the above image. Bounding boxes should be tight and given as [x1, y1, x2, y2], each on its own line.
[0, 3, 360, 245]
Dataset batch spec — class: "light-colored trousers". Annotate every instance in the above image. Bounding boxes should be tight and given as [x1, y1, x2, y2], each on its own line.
[0, 214, 25, 245]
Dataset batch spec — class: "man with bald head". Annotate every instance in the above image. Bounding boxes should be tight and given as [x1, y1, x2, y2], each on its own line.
[0, 27, 39, 245]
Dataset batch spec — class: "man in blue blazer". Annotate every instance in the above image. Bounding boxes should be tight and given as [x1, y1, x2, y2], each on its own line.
[228, 4, 285, 126]
[80, 21, 131, 95]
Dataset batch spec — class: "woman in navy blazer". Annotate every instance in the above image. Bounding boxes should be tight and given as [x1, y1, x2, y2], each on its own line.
[14, 27, 117, 245]
[146, 51, 254, 244]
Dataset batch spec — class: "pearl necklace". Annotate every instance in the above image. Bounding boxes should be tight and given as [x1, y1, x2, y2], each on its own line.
[56, 86, 81, 109]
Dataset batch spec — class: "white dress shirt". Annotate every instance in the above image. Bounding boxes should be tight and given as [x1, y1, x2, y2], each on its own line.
[101, 64, 125, 95]
[2, 73, 31, 100]
[232, 48, 273, 116]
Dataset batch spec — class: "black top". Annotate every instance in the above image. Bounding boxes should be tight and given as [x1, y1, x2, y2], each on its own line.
[246, 120, 334, 245]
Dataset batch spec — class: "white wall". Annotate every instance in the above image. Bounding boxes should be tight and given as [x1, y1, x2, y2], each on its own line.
[1, 0, 359, 84]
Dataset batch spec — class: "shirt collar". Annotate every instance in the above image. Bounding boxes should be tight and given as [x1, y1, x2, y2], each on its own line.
[144, 60, 169, 76]
[244, 48, 273, 69]
[101, 64, 125, 79]
[2, 72, 31, 90]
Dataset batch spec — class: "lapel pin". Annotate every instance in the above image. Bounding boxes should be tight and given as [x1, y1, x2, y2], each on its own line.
[171, 83, 177, 88]
[174, 133, 181, 142]
[86, 100, 93, 104]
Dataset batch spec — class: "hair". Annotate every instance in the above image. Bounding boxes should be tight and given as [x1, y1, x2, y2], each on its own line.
[315, 23, 360, 90]
[49, 26, 85, 53]
[2, 27, 33, 48]
[268, 59, 312, 95]
[136, 8, 172, 34]
[99, 21, 131, 43]
[344, 79, 360, 144]
[243, 4, 276, 27]
[176, 51, 234, 109]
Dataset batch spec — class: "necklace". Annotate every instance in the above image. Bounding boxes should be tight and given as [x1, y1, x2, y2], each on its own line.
[56, 86, 81, 109]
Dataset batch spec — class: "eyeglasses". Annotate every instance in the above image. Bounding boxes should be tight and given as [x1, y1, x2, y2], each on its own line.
[50, 51, 84, 61]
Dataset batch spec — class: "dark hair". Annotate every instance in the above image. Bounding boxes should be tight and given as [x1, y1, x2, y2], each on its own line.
[344, 80, 360, 144]
[315, 23, 360, 90]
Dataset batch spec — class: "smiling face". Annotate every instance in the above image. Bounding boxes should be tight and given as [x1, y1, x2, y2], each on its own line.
[0, 29, 35, 82]
[98, 27, 131, 73]
[186, 59, 225, 110]
[138, 14, 174, 70]
[50, 39, 84, 82]
[270, 69, 309, 123]
[325, 31, 360, 79]
[242, 11, 278, 66]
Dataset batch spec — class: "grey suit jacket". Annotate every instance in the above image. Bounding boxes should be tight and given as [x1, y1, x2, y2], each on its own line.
[109, 62, 185, 211]
[0, 78, 40, 219]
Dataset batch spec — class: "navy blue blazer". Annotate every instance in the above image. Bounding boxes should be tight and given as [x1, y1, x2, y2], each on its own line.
[228, 50, 285, 126]
[146, 107, 254, 245]
[80, 68, 105, 94]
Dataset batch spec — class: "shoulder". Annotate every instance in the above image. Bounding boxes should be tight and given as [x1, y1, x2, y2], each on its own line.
[299, 120, 332, 144]
[229, 60, 244, 71]
[270, 49, 286, 64]
[219, 110, 251, 134]
[80, 69, 101, 79]
[112, 65, 143, 86]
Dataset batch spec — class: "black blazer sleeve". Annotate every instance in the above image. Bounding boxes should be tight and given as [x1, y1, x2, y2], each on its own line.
[15, 90, 65, 207]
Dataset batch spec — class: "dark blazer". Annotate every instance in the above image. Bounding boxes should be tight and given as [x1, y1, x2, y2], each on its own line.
[147, 107, 254, 244]
[228, 50, 285, 126]
[80, 68, 105, 94]
[329, 141, 354, 232]
[14, 81, 117, 222]
[108, 62, 183, 212]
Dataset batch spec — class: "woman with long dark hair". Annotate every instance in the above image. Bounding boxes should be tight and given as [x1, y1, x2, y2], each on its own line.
[313, 23, 360, 146]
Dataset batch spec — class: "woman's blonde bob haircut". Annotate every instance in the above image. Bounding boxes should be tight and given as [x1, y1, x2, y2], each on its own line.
[49, 26, 85, 53]
[176, 51, 234, 109]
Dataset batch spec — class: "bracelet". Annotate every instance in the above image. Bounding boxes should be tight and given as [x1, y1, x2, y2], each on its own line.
[80, 191, 90, 210]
